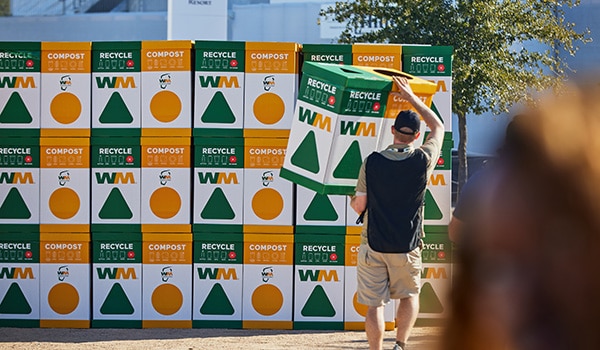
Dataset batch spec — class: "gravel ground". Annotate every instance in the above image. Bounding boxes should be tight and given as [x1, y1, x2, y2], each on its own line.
[0, 326, 442, 349]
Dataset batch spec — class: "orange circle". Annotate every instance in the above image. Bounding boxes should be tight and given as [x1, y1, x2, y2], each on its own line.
[150, 90, 181, 123]
[253, 92, 285, 125]
[252, 284, 283, 316]
[151, 283, 183, 316]
[149, 187, 181, 219]
[353, 292, 368, 317]
[50, 92, 82, 124]
[48, 283, 79, 315]
[251, 188, 283, 220]
[48, 187, 80, 220]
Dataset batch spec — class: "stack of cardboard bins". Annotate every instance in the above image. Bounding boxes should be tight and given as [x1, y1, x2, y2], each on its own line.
[0, 40, 453, 330]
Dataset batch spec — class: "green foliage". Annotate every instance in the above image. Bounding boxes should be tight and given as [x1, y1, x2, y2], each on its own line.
[0, 0, 9, 17]
[321, 0, 590, 116]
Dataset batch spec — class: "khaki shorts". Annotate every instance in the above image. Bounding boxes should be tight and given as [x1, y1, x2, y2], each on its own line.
[356, 243, 422, 307]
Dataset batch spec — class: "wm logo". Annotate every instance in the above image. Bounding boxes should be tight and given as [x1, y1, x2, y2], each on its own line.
[198, 76, 240, 88]
[0, 172, 34, 184]
[429, 80, 448, 92]
[428, 174, 446, 186]
[421, 267, 447, 279]
[95, 172, 136, 184]
[197, 267, 238, 280]
[0, 267, 34, 279]
[298, 106, 331, 132]
[95, 76, 136, 89]
[298, 269, 339, 282]
[0, 76, 36, 89]
[96, 267, 137, 280]
[197, 172, 238, 185]
[340, 121, 376, 136]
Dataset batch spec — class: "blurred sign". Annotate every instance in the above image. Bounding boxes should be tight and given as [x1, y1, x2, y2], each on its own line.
[319, 4, 386, 40]
[167, 0, 227, 40]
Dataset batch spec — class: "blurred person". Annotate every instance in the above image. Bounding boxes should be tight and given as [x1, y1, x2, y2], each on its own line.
[447, 166, 488, 244]
[350, 76, 444, 350]
[448, 115, 523, 244]
[442, 82, 600, 350]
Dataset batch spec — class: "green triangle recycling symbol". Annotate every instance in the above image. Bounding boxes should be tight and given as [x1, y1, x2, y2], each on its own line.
[201, 91, 236, 124]
[0, 187, 31, 219]
[333, 140, 362, 179]
[200, 283, 235, 315]
[301, 285, 336, 317]
[303, 192, 338, 221]
[0, 92, 33, 124]
[98, 188, 133, 219]
[99, 92, 134, 124]
[419, 282, 444, 314]
[0, 282, 32, 314]
[291, 130, 320, 174]
[100, 283, 134, 315]
[200, 187, 235, 220]
[424, 190, 443, 220]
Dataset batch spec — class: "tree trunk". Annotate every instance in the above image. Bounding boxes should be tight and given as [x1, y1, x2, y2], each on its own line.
[457, 110, 468, 197]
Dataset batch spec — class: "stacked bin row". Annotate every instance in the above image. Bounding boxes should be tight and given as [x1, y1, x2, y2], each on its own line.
[0, 41, 453, 329]
[401, 45, 454, 325]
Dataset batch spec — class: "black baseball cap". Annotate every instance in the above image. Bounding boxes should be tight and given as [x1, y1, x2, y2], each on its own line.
[394, 110, 421, 135]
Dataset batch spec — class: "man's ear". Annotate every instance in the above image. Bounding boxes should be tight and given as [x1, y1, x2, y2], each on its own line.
[414, 131, 421, 140]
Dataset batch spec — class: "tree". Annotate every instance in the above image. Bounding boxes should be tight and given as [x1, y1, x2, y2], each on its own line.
[0, 0, 9, 16]
[321, 0, 590, 193]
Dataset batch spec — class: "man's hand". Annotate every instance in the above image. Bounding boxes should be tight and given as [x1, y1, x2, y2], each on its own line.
[393, 74, 444, 144]
[393, 76, 416, 101]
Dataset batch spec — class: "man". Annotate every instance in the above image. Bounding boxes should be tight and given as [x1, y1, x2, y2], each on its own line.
[350, 76, 444, 350]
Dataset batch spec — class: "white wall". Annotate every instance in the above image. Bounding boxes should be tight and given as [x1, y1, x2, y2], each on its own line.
[0, 12, 167, 41]
[231, 3, 330, 44]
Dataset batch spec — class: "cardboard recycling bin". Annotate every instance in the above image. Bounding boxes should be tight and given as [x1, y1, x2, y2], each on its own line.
[0, 41, 41, 137]
[39, 138, 90, 233]
[295, 185, 346, 235]
[417, 231, 452, 325]
[92, 41, 141, 137]
[0, 138, 39, 233]
[242, 233, 293, 329]
[281, 62, 390, 195]
[141, 40, 192, 137]
[141, 137, 191, 233]
[244, 42, 299, 138]
[194, 41, 245, 137]
[92, 232, 142, 328]
[0, 232, 39, 327]
[352, 43, 403, 70]
[301, 44, 353, 65]
[91, 137, 141, 233]
[425, 170, 452, 226]
[39, 232, 90, 328]
[40, 41, 91, 137]
[293, 234, 345, 330]
[193, 137, 244, 234]
[193, 232, 243, 328]
[243, 138, 293, 233]
[402, 46, 453, 133]
[142, 233, 192, 328]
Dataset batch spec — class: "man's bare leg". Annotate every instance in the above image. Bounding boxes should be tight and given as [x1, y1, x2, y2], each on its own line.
[395, 296, 420, 348]
[366, 305, 385, 350]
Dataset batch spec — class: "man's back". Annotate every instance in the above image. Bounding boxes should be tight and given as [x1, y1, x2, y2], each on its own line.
[366, 148, 429, 253]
